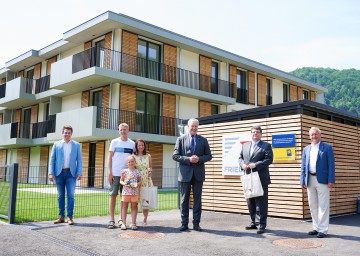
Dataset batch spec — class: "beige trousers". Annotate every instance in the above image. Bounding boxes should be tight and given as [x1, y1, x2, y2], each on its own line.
[307, 175, 330, 234]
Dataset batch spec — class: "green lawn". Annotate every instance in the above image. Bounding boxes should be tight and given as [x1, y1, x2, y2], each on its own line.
[0, 182, 178, 223]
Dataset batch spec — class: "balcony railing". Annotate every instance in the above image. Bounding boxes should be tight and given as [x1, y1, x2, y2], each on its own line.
[25, 75, 51, 94]
[72, 47, 236, 98]
[236, 88, 248, 104]
[0, 83, 6, 99]
[96, 107, 184, 136]
[10, 116, 56, 139]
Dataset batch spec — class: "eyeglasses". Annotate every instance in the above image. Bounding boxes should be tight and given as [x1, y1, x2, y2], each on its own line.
[251, 131, 261, 134]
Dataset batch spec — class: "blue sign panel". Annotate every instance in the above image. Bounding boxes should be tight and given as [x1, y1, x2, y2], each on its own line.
[272, 134, 296, 148]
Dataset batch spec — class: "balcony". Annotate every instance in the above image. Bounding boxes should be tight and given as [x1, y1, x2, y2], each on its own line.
[266, 95, 273, 105]
[71, 47, 236, 99]
[0, 75, 57, 109]
[96, 107, 184, 136]
[10, 117, 56, 139]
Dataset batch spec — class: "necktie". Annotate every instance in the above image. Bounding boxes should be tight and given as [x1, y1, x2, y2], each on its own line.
[250, 143, 256, 155]
[190, 135, 195, 154]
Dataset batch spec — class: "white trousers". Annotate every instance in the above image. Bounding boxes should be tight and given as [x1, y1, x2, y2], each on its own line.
[307, 175, 330, 234]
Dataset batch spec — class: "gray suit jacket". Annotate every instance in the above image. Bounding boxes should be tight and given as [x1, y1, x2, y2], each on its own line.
[239, 140, 273, 186]
[172, 133, 212, 182]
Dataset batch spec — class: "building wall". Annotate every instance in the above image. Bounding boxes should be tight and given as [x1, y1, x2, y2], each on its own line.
[180, 49, 198, 73]
[62, 93, 81, 112]
[272, 79, 283, 104]
[178, 96, 198, 120]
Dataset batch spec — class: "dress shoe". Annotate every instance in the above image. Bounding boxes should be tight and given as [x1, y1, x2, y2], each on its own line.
[317, 232, 327, 238]
[257, 228, 265, 234]
[193, 225, 203, 232]
[245, 224, 257, 230]
[179, 225, 189, 231]
[308, 230, 318, 235]
[54, 217, 65, 224]
[67, 218, 74, 225]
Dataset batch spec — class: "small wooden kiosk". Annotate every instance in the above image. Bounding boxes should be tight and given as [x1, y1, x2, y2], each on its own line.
[198, 100, 360, 219]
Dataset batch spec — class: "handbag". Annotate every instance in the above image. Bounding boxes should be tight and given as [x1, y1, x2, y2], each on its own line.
[140, 178, 158, 209]
[240, 169, 264, 199]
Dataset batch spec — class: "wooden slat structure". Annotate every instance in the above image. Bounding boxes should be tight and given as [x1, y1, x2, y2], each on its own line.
[197, 100, 360, 219]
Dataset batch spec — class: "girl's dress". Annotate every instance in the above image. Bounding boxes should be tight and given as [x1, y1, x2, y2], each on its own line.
[121, 168, 141, 196]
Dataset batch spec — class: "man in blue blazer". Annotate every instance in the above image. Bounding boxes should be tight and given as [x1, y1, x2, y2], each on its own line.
[173, 118, 212, 231]
[239, 125, 273, 234]
[49, 125, 82, 225]
[300, 127, 335, 238]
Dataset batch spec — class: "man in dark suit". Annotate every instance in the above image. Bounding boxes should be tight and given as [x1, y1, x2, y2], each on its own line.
[239, 125, 273, 234]
[173, 118, 212, 231]
[300, 127, 335, 238]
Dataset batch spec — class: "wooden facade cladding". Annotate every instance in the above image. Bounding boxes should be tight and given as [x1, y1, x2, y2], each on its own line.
[120, 84, 136, 130]
[81, 143, 90, 188]
[100, 85, 110, 128]
[199, 56, 212, 92]
[198, 114, 360, 219]
[17, 71, 24, 77]
[248, 71, 255, 104]
[81, 142, 105, 188]
[81, 91, 90, 108]
[104, 32, 112, 69]
[17, 148, 29, 183]
[46, 56, 57, 75]
[310, 91, 316, 101]
[39, 146, 49, 184]
[199, 101, 212, 117]
[289, 84, 298, 102]
[0, 149, 7, 179]
[162, 93, 176, 136]
[229, 65, 237, 99]
[148, 143, 163, 188]
[84, 41, 92, 69]
[121, 31, 138, 75]
[0, 113, 3, 125]
[30, 105, 39, 138]
[257, 74, 266, 106]
[163, 44, 177, 84]
[297, 87, 303, 100]
[34, 64, 41, 80]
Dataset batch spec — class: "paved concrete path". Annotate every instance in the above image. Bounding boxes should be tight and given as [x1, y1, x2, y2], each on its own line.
[1, 210, 359, 256]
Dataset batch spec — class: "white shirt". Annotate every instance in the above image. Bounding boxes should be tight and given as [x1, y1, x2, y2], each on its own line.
[109, 138, 135, 176]
[309, 142, 320, 173]
[250, 141, 259, 156]
[62, 140, 72, 168]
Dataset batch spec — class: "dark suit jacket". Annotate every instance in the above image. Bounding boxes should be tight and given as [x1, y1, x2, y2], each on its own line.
[300, 141, 335, 186]
[239, 140, 273, 186]
[172, 133, 212, 182]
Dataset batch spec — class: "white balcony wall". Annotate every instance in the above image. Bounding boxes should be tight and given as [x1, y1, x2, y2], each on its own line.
[0, 123, 16, 146]
[47, 107, 97, 142]
[0, 77, 35, 103]
[180, 49, 199, 73]
[61, 93, 81, 112]
[272, 79, 283, 104]
[50, 56, 73, 88]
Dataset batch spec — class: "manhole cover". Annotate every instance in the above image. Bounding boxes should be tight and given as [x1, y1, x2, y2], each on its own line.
[119, 231, 165, 239]
[273, 238, 324, 249]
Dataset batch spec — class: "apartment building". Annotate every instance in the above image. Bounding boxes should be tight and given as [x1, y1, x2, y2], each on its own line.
[0, 11, 327, 188]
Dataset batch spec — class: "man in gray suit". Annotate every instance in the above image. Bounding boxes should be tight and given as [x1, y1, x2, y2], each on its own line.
[173, 118, 212, 231]
[239, 125, 273, 234]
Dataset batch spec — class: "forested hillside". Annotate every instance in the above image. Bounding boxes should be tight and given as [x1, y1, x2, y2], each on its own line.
[290, 67, 360, 115]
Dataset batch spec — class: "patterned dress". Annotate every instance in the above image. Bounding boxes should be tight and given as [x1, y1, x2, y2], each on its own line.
[134, 154, 153, 188]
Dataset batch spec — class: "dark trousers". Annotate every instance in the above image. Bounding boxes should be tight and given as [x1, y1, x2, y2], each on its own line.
[246, 185, 268, 229]
[179, 175, 203, 226]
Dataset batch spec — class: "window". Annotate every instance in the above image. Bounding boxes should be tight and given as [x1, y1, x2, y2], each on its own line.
[136, 90, 160, 133]
[211, 104, 219, 115]
[44, 102, 50, 121]
[94, 40, 105, 68]
[22, 108, 31, 138]
[211, 61, 219, 94]
[91, 90, 103, 108]
[25, 69, 34, 93]
[266, 78, 272, 105]
[303, 90, 309, 100]
[138, 39, 161, 80]
[236, 69, 247, 103]
[283, 84, 289, 102]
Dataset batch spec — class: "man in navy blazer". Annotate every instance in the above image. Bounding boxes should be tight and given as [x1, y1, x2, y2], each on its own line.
[300, 127, 335, 238]
[49, 125, 82, 225]
[239, 125, 273, 234]
[173, 118, 212, 231]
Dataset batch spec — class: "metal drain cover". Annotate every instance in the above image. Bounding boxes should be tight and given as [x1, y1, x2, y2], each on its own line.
[273, 238, 324, 249]
[119, 231, 165, 239]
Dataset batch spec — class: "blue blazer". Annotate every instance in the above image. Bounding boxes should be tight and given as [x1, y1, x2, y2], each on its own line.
[49, 140, 82, 177]
[300, 141, 335, 186]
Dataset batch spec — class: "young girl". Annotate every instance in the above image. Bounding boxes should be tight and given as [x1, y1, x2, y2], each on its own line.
[119, 155, 141, 230]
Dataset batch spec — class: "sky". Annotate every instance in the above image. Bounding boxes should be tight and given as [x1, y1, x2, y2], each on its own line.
[1, 0, 359, 72]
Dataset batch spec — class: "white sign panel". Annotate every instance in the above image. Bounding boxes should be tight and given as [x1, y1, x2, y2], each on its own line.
[222, 133, 251, 176]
